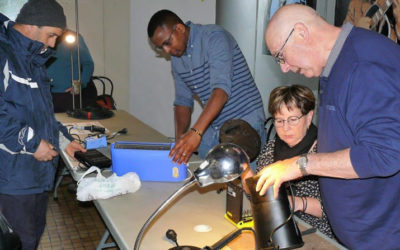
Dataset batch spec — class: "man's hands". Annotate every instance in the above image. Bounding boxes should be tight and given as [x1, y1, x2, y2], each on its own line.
[169, 129, 202, 164]
[33, 140, 86, 162]
[34, 139, 58, 161]
[171, 89, 228, 164]
[255, 156, 302, 198]
[65, 141, 86, 159]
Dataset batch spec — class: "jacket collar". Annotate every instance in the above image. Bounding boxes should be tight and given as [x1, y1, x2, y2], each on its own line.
[0, 17, 54, 66]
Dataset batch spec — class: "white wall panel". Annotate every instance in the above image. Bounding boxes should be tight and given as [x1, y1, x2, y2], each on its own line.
[104, 0, 130, 111]
[216, 0, 324, 121]
[59, 0, 105, 77]
[130, 0, 216, 137]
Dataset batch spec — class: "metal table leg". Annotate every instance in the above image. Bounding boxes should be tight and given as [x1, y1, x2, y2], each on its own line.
[53, 166, 70, 200]
[96, 229, 117, 250]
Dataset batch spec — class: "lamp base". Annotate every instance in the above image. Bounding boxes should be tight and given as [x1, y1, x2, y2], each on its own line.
[66, 106, 114, 120]
[168, 246, 201, 250]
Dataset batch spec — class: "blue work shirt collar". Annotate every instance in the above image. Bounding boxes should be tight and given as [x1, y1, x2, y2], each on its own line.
[184, 21, 196, 56]
[321, 22, 353, 78]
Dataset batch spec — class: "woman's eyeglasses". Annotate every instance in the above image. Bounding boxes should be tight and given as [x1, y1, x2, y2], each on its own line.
[273, 115, 304, 127]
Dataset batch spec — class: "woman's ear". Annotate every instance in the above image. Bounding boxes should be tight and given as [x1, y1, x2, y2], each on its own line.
[306, 110, 314, 127]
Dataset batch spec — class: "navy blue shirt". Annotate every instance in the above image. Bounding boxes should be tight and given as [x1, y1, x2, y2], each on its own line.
[171, 22, 264, 129]
[319, 23, 400, 248]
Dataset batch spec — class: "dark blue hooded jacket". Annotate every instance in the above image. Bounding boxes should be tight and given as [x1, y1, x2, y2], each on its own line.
[0, 13, 73, 195]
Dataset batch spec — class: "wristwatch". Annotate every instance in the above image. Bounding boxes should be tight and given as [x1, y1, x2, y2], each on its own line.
[297, 153, 309, 176]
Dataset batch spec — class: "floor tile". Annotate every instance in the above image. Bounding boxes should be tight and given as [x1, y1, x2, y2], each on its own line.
[37, 173, 118, 250]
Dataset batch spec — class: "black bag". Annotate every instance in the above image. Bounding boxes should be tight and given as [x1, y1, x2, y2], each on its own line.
[219, 119, 261, 162]
[0, 212, 21, 250]
[265, 117, 276, 141]
[92, 76, 116, 110]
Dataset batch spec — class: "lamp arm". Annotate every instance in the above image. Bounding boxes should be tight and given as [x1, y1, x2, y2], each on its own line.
[133, 177, 197, 250]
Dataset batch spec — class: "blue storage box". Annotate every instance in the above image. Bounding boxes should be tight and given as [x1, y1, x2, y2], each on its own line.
[110, 141, 187, 182]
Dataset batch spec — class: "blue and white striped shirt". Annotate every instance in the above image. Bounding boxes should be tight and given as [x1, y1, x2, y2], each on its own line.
[172, 22, 264, 128]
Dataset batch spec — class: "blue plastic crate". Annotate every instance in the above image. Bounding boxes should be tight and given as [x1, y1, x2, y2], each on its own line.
[110, 141, 187, 182]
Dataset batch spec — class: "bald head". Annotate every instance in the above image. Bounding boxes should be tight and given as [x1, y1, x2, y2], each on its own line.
[266, 5, 324, 53]
[265, 4, 340, 78]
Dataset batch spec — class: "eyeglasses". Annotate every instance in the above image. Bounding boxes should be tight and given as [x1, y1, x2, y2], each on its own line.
[273, 28, 294, 65]
[155, 26, 176, 52]
[273, 115, 304, 127]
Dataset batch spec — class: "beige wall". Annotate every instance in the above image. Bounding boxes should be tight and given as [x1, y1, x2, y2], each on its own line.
[59, 0, 105, 75]
[104, 0, 130, 111]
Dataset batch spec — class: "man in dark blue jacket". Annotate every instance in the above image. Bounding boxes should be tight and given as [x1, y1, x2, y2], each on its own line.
[0, 0, 85, 249]
[255, 4, 400, 249]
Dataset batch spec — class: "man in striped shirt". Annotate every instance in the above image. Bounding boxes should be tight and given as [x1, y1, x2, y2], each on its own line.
[148, 9, 266, 164]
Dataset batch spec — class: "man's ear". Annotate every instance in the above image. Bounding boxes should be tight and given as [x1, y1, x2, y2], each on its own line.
[175, 23, 186, 34]
[293, 22, 309, 43]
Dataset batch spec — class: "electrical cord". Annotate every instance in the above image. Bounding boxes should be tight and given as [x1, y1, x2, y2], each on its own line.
[67, 126, 84, 143]
[106, 128, 127, 140]
[185, 168, 194, 182]
[206, 227, 259, 250]
[166, 229, 179, 247]
[70, 134, 83, 143]
[267, 181, 296, 246]
[87, 132, 102, 137]
[289, 181, 296, 214]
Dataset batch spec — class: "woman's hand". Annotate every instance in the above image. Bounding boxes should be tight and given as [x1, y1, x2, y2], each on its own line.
[288, 196, 323, 218]
[288, 195, 304, 212]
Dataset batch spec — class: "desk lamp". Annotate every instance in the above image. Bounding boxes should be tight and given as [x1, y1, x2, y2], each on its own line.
[246, 176, 304, 249]
[65, 0, 113, 120]
[64, 31, 82, 111]
[133, 143, 248, 250]
[64, 0, 85, 118]
[134, 143, 303, 250]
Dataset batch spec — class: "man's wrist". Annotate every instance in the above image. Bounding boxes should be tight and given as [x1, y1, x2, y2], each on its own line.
[296, 153, 309, 176]
[190, 127, 203, 137]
